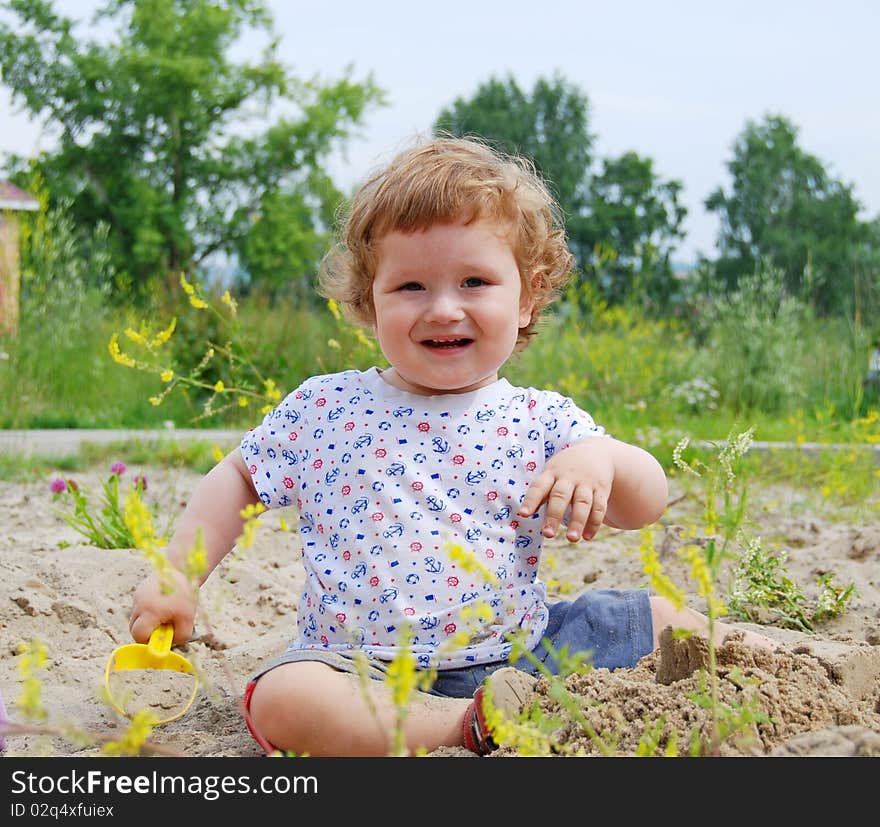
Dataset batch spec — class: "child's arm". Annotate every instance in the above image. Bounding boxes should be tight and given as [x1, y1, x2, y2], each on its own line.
[129, 448, 260, 645]
[517, 437, 668, 543]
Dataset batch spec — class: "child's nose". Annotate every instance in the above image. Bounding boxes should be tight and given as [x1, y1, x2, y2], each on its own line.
[424, 293, 465, 322]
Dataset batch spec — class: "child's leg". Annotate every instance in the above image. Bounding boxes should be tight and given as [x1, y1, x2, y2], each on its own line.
[247, 660, 471, 757]
[649, 596, 778, 650]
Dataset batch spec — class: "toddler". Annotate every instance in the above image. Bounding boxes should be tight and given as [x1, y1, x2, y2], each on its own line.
[130, 136, 774, 756]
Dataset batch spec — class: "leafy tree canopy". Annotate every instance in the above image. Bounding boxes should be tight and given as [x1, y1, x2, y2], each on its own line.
[705, 114, 871, 315]
[0, 0, 385, 302]
[575, 151, 687, 309]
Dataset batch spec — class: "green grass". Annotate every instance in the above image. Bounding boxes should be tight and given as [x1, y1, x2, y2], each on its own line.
[1, 276, 876, 446]
[668, 438, 879, 520]
[0, 438, 223, 482]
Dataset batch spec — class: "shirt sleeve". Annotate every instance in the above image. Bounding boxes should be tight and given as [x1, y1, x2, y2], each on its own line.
[532, 389, 607, 460]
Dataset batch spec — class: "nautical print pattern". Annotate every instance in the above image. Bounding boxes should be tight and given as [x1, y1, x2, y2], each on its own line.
[240, 367, 606, 669]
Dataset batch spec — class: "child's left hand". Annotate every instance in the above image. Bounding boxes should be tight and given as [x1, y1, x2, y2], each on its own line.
[517, 438, 615, 542]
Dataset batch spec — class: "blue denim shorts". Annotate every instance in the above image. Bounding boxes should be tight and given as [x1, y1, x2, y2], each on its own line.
[247, 589, 654, 700]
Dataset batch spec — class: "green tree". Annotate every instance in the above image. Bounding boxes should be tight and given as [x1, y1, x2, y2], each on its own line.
[575, 151, 687, 308]
[0, 0, 384, 302]
[434, 72, 687, 308]
[854, 217, 880, 325]
[704, 114, 871, 314]
[237, 187, 328, 302]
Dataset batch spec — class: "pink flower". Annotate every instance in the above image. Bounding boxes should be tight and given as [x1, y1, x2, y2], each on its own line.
[50, 478, 67, 494]
[133, 474, 148, 491]
[110, 462, 126, 476]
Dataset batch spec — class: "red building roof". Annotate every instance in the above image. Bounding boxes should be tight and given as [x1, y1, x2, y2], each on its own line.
[0, 181, 39, 211]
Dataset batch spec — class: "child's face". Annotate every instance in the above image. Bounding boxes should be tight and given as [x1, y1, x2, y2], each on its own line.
[371, 218, 533, 395]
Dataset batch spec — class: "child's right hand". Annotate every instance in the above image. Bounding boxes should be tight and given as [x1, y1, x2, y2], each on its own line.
[129, 568, 198, 646]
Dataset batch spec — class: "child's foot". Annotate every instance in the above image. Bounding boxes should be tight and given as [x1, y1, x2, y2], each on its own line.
[718, 624, 781, 651]
[462, 667, 538, 755]
[737, 628, 782, 651]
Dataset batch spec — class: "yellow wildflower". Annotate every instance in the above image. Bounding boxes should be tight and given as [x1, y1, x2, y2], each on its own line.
[241, 503, 267, 520]
[183, 529, 207, 583]
[124, 488, 160, 550]
[681, 543, 726, 616]
[160, 369, 174, 383]
[151, 318, 176, 347]
[237, 503, 267, 549]
[447, 542, 498, 585]
[461, 601, 494, 624]
[108, 334, 136, 367]
[263, 378, 282, 402]
[16, 639, 49, 721]
[639, 527, 685, 608]
[221, 290, 238, 315]
[103, 709, 159, 756]
[124, 327, 148, 346]
[385, 646, 418, 709]
[356, 329, 375, 349]
[213, 380, 225, 393]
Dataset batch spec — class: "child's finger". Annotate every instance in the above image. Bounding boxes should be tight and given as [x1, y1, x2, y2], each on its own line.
[541, 480, 575, 537]
[581, 494, 608, 541]
[565, 486, 594, 541]
[129, 611, 159, 644]
[517, 472, 553, 517]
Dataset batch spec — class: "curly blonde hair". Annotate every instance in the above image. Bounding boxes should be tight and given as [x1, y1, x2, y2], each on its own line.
[318, 135, 574, 351]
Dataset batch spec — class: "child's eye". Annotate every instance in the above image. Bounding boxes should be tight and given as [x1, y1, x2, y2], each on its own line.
[398, 282, 424, 291]
[463, 277, 487, 288]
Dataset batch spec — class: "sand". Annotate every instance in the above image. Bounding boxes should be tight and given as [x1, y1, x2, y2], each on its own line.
[1, 462, 879, 758]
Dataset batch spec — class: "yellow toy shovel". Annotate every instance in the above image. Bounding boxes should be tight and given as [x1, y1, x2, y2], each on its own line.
[104, 624, 199, 725]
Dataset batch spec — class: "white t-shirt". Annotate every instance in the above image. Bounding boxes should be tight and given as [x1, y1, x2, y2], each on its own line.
[240, 367, 605, 669]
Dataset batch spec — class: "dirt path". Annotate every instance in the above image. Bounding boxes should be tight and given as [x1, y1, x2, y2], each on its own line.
[3, 428, 877, 461]
[0, 429, 243, 457]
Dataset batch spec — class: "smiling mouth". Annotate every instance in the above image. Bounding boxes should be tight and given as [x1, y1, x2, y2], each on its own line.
[422, 338, 473, 349]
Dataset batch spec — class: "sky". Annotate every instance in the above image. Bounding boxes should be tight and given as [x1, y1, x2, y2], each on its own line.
[1, 0, 878, 262]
